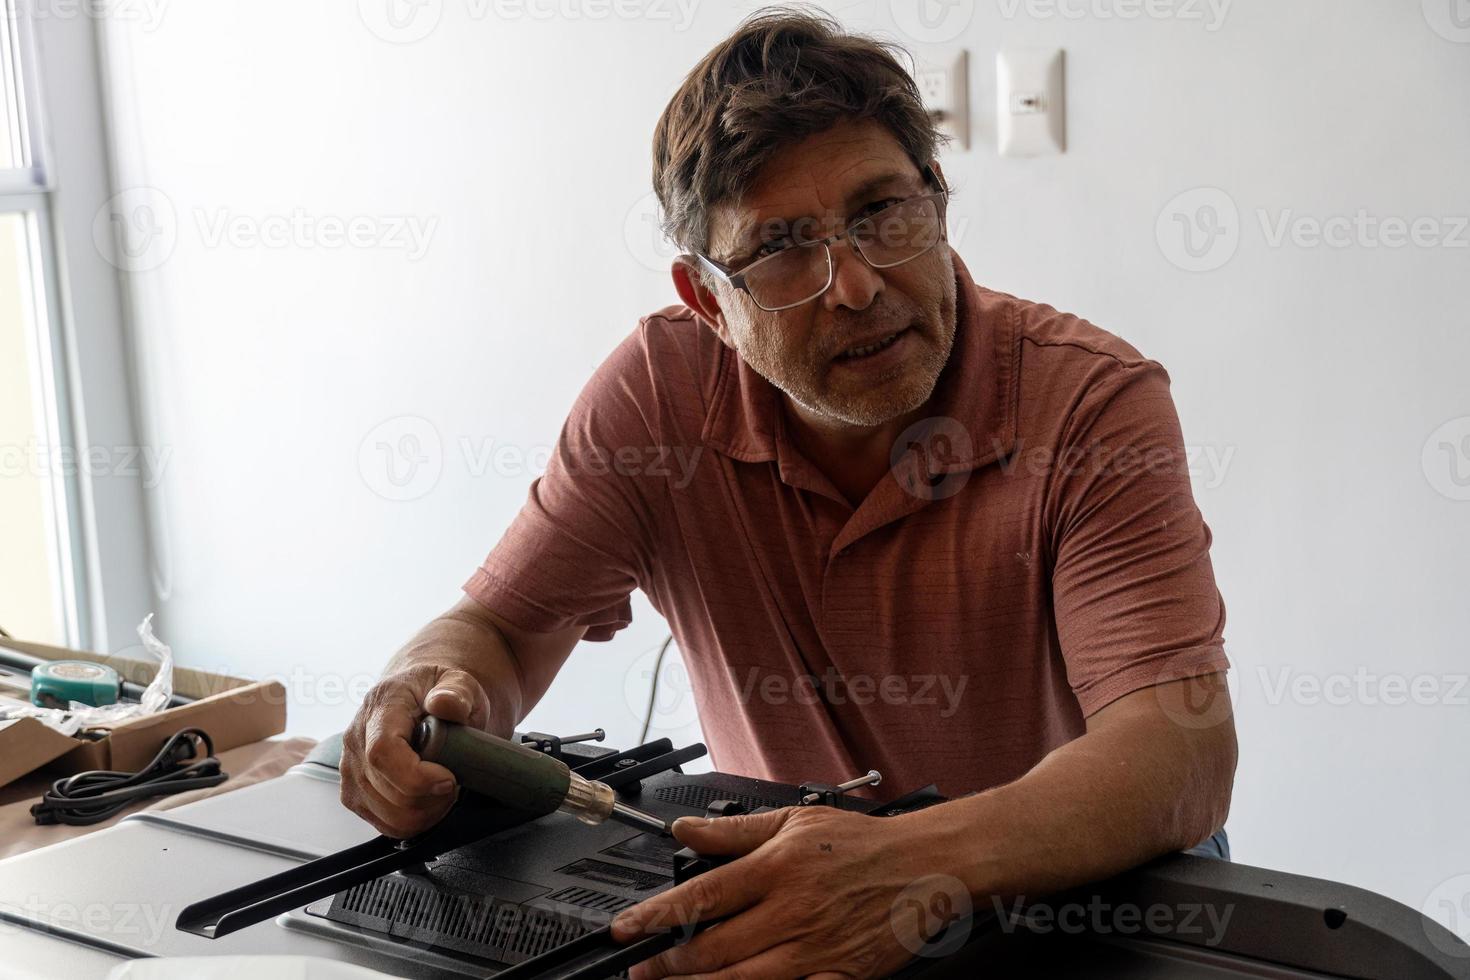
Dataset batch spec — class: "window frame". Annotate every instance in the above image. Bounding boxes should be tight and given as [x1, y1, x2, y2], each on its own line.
[2, 0, 154, 652]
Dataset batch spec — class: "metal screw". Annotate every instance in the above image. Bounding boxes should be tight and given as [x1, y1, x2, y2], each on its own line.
[800, 770, 882, 806]
[837, 770, 882, 792]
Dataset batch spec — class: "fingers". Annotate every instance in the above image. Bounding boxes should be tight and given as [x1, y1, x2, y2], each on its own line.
[342, 751, 453, 839]
[670, 808, 794, 857]
[424, 667, 485, 726]
[611, 858, 769, 943]
[340, 752, 455, 838]
[340, 702, 455, 839]
[612, 811, 794, 944]
[363, 684, 458, 802]
[341, 666, 489, 838]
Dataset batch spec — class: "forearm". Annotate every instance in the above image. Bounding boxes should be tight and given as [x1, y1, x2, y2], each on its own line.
[382, 605, 527, 737]
[900, 684, 1236, 902]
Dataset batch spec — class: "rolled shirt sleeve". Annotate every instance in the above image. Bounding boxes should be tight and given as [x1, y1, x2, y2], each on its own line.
[1045, 361, 1230, 716]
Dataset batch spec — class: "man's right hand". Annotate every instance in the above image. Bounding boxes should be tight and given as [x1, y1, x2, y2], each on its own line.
[339, 662, 499, 838]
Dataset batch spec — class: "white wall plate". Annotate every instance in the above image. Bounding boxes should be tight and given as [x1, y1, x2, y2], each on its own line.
[996, 48, 1066, 157]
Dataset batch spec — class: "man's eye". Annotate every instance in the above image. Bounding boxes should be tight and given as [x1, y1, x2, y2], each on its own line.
[861, 197, 905, 219]
[754, 240, 791, 259]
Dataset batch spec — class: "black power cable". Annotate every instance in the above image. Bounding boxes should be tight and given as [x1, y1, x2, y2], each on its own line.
[638, 634, 675, 743]
[30, 727, 228, 826]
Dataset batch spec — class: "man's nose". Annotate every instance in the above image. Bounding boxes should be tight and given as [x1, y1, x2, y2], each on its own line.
[821, 239, 883, 313]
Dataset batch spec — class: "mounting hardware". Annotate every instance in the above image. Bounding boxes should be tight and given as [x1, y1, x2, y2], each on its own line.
[798, 769, 882, 807]
[520, 728, 606, 758]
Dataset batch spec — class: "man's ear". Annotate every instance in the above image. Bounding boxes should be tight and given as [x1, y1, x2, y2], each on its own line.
[672, 256, 734, 348]
[929, 158, 948, 190]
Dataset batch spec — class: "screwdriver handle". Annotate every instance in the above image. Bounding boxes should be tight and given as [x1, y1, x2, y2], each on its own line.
[412, 716, 571, 816]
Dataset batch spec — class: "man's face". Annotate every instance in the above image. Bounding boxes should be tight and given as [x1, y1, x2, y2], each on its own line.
[701, 120, 957, 428]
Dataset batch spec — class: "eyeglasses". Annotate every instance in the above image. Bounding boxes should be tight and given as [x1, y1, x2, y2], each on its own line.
[695, 165, 950, 312]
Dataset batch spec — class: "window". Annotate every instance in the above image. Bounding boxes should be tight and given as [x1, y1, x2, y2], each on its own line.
[0, 0, 86, 646]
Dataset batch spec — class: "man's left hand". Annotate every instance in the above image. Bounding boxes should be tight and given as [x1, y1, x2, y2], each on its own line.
[610, 806, 959, 979]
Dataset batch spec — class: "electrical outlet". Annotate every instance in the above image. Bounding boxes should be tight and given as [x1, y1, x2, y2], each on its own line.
[916, 69, 948, 108]
[913, 51, 969, 150]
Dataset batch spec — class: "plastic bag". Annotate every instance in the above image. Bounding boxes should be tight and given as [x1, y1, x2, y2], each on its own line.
[0, 614, 175, 736]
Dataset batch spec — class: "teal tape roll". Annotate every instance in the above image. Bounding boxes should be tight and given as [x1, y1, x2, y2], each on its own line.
[31, 660, 122, 709]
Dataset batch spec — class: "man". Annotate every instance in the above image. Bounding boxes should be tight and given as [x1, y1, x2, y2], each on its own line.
[340, 9, 1236, 977]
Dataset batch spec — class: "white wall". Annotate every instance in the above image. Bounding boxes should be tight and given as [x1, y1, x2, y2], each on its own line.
[91, 0, 1468, 935]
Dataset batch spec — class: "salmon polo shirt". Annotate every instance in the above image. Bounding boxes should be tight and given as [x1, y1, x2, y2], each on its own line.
[465, 249, 1228, 800]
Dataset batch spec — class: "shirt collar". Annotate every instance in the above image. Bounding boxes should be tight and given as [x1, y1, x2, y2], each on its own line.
[700, 248, 1019, 473]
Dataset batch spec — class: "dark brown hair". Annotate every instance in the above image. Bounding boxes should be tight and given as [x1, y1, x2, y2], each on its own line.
[651, 5, 946, 257]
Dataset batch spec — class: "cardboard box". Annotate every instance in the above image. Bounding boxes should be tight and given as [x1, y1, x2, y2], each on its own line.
[0, 634, 286, 788]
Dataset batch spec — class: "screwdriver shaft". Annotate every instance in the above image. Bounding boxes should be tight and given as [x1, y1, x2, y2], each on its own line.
[609, 800, 671, 836]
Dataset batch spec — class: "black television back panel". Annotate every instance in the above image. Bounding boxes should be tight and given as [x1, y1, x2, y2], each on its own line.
[299, 767, 916, 971]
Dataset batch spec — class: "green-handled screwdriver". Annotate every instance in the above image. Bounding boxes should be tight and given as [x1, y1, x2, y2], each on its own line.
[411, 717, 670, 836]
